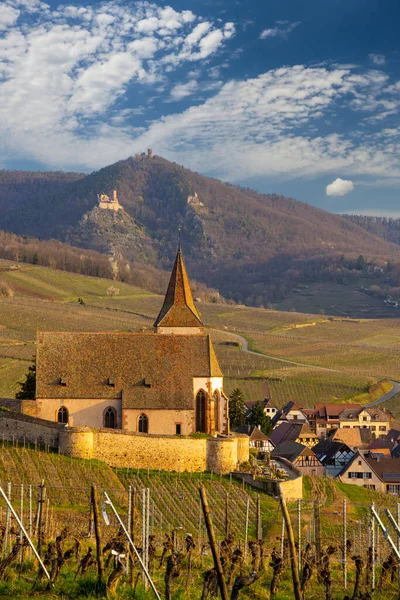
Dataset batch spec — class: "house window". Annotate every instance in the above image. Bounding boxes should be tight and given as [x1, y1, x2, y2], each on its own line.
[104, 407, 117, 429]
[138, 413, 148, 433]
[175, 423, 182, 435]
[379, 426, 386, 432]
[196, 390, 207, 433]
[358, 460, 362, 465]
[57, 406, 68, 424]
[213, 390, 220, 431]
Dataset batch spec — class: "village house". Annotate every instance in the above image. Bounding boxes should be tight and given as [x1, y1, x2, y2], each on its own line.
[35, 246, 229, 436]
[235, 424, 274, 454]
[329, 427, 372, 451]
[313, 439, 354, 477]
[313, 403, 361, 437]
[271, 401, 309, 428]
[269, 422, 319, 449]
[339, 406, 391, 439]
[245, 398, 278, 421]
[271, 441, 324, 477]
[338, 452, 400, 495]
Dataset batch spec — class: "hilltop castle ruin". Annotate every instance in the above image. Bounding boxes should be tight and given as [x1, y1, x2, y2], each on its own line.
[97, 190, 121, 211]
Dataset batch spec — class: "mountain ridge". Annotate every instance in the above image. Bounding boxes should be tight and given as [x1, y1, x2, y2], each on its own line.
[1, 154, 400, 311]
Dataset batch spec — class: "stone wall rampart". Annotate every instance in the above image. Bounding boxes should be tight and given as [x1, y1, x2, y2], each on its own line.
[0, 409, 63, 447]
[0, 411, 249, 473]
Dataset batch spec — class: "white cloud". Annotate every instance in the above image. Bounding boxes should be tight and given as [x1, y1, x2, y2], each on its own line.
[326, 178, 354, 196]
[170, 80, 199, 100]
[0, 0, 400, 191]
[0, 5, 20, 30]
[260, 21, 300, 40]
[0, 0, 234, 167]
[369, 53, 386, 66]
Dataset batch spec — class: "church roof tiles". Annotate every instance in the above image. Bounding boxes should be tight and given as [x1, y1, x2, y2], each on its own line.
[36, 332, 222, 409]
[154, 246, 204, 329]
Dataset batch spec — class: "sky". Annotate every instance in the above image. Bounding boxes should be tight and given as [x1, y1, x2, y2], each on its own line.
[0, 0, 399, 215]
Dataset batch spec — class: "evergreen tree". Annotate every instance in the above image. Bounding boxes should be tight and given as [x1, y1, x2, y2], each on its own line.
[229, 388, 247, 428]
[248, 401, 272, 435]
[16, 359, 36, 399]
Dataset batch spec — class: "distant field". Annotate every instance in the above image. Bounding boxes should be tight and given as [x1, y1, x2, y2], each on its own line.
[0, 259, 398, 406]
[274, 281, 400, 318]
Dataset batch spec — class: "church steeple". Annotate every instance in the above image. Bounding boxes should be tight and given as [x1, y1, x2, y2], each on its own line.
[154, 245, 204, 334]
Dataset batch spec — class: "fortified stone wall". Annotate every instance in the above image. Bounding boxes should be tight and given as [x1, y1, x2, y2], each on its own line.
[0, 409, 63, 447]
[0, 411, 249, 474]
[91, 430, 208, 472]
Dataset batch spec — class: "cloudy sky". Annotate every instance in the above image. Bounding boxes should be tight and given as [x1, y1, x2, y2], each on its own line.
[0, 0, 399, 215]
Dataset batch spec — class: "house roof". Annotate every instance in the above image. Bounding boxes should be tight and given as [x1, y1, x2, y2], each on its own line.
[338, 452, 400, 482]
[339, 406, 389, 422]
[235, 424, 273, 443]
[313, 439, 352, 463]
[315, 403, 361, 420]
[269, 422, 304, 446]
[271, 440, 309, 462]
[331, 427, 371, 448]
[366, 456, 400, 482]
[263, 398, 277, 409]
[386, 429, 400, 443]
[154, 246, 204, 329]
[368, 439, 395, 451]
[36, 331, 222, 409]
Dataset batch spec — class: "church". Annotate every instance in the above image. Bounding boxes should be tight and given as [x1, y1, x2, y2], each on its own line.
[35, 246, 230, 436]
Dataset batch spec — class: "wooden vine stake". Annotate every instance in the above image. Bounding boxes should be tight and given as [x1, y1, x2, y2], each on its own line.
[37, 480, 45, 557]
[90, 484, 104, 586]
[278, 486, 301, 600]
[199, 485, 229, 600]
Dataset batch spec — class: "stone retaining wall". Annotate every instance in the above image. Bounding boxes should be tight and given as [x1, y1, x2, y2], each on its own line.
[0, 411, 248, 474]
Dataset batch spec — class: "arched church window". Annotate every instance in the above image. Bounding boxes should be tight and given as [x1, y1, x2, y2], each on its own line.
[138, 413, 148, 433]
[57, 406, 68, 424]
[196, 390, 207, 433]
[104, 407, 117, 429]
[213, 390, 220, 431]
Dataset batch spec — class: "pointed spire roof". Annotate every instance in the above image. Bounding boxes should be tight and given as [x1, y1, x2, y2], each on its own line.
[154, 245, 204, 330]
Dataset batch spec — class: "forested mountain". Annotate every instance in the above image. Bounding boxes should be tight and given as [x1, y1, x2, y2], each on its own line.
[343, 214, 400, 247]
[1, 154, 400, 308]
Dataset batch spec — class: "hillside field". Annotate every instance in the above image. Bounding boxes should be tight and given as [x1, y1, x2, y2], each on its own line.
[1, 259, 400, 408]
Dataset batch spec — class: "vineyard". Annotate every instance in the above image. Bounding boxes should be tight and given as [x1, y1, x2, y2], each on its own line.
[0, 447, 398, 598]
[1, 258, 400, 408]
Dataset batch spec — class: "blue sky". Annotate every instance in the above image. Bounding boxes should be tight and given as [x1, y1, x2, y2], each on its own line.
[0, 0, 399, 215]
